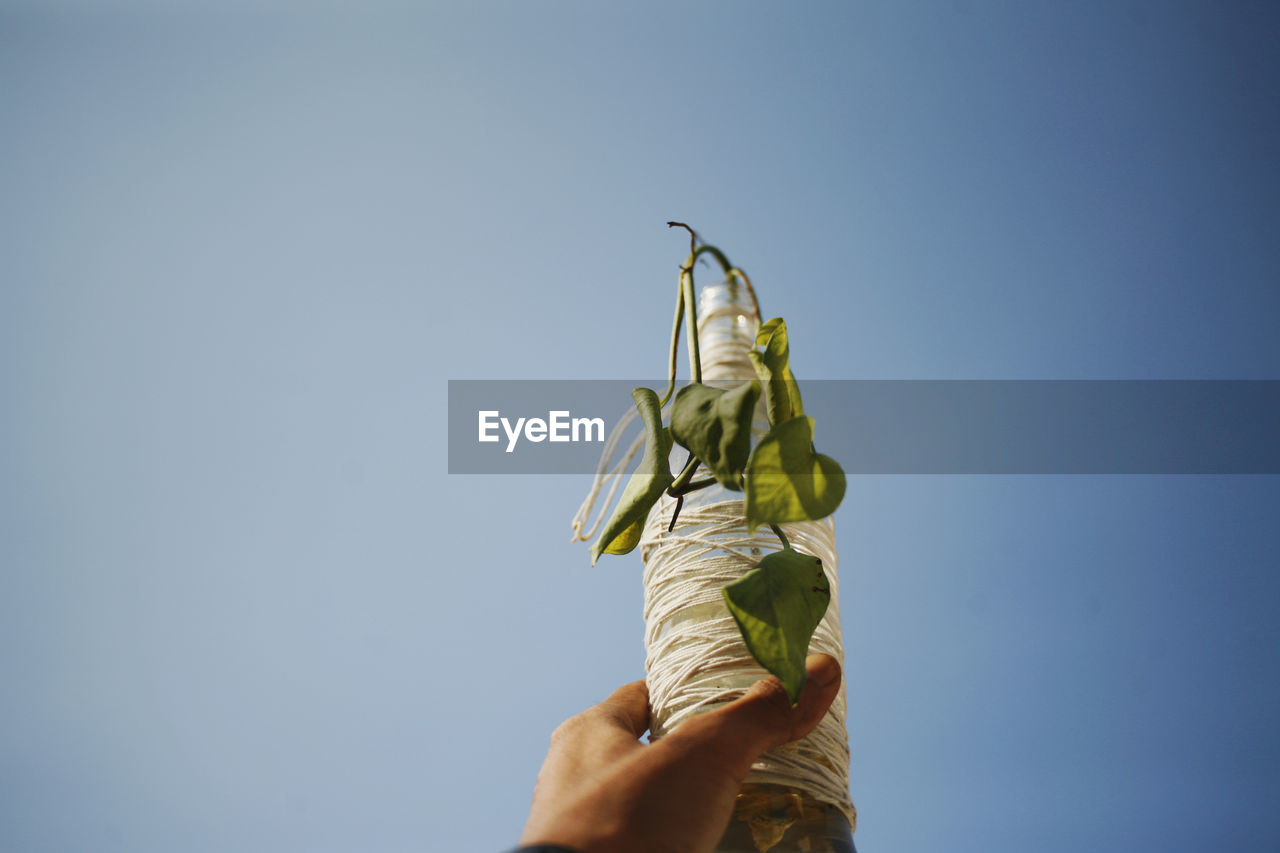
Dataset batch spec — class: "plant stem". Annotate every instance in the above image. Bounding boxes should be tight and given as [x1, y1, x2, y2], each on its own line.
[664, 473, 716, 531]
[727, 267, 762, 327]
[693, 243, 735, 275]
[660, 284, 683, 407]
[667, 494, 683, 532]
[680, 259, 701, 383]
[769, 523, 791, 551]
[665, 225, 756, 388]
[668, 453, 701, 495]
[666, 222, 714, 385]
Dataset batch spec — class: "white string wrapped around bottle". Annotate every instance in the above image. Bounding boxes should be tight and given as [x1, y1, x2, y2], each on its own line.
[638, 279, 857, 832]
[571, 276, 858, 846]
[640, 500, 854, 828]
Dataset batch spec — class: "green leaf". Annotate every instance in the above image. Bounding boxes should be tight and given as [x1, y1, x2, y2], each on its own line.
[669, 380, 761, 490]
[744, 416, 846, 531]
[722, 548, 831, 703]
[749, 317, 803, 426]
[590, 388, 674, 564]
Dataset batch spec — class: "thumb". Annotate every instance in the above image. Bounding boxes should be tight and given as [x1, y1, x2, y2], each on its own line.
[699, 654, 843, 771]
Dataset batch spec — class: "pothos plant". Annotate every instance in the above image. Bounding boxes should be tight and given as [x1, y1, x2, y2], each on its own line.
[588, 223, 846, 703]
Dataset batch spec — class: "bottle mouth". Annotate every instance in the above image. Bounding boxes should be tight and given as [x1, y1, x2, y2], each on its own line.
[698, 278, 760, 321]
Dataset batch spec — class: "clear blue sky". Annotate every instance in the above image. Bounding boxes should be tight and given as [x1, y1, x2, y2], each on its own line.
[2, 3, 1278, 851]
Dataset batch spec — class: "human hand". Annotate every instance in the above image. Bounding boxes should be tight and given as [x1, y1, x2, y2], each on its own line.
[519, 653, 843, 853]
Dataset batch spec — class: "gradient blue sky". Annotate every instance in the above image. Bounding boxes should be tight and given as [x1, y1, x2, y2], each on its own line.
[3, 3, 1279, 852]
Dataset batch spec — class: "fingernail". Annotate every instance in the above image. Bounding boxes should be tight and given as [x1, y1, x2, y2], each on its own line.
[805, 653, 840, 688]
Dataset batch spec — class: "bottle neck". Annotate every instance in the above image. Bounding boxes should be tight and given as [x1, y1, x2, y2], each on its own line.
[696, 279, 759, 382]
[670, 280, 763, 509]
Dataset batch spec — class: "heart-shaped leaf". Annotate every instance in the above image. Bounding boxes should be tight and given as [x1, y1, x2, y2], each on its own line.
[669, 380, 761, 490]
[750, 317, 803, 426]
[590, 388, 674, 564]
[744, 416, 846, 531]
[722, 548, 831, 703]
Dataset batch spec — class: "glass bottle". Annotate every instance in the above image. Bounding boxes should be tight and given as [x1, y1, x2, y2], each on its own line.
[641, 279, 856, 853]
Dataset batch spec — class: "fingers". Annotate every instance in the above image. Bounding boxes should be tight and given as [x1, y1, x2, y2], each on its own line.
[778, 653, 842, 746]
[702, 653, 843, 761]
[545, 680, 649, 761]
[594, 679, 651, 739]
[535, 680, 650, 805]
